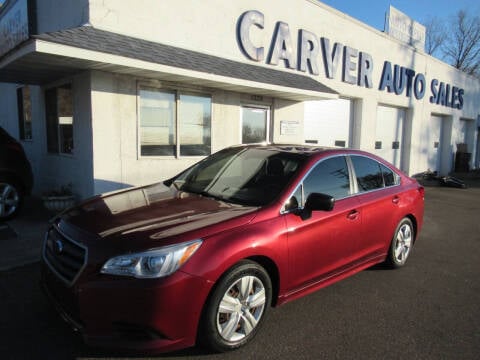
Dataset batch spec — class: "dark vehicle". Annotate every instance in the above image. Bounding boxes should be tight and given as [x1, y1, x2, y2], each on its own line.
[41, 144, 424, 354]
[0, 126, 33, 220]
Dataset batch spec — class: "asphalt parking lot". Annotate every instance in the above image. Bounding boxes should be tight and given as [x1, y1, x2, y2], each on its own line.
[0, 180, 479, 360]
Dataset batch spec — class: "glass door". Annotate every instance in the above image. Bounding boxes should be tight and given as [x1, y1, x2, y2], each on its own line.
[241, 106, 270, 144]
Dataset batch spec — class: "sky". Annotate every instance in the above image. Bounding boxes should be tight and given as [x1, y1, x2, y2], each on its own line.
[320, 0, 480, 30]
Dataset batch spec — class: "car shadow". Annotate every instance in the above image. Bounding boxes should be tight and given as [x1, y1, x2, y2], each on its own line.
[365, 262, 395, 271]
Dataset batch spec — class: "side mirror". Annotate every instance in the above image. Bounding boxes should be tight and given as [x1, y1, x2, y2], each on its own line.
[300, 193, 335, 220]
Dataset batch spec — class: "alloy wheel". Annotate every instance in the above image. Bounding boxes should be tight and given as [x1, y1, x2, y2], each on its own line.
[393, 223, 413, 264]
[0, 182, 20, 218]
[216, 275, 266, 343]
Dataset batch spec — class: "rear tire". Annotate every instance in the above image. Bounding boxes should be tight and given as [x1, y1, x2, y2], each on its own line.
[0, 177, 24, 220]
[386, 218, 414, 268]
[199, 260, 272, 352]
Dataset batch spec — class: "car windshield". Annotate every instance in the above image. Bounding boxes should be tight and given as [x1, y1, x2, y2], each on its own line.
[167, 147, 305, 206]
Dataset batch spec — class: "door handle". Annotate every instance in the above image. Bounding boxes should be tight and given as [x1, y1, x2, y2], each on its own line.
[392, 196, 400, 204]
[347, 210, 359, 220]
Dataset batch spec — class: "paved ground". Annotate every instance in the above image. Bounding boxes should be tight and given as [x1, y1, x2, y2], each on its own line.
[0, 177, 479, 359]
[0, 197, 53, 271]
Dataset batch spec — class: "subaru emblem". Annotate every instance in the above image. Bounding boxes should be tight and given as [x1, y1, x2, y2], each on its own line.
[54, 239, 64, 254]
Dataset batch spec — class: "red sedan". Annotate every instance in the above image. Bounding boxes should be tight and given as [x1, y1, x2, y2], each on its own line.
[41, 144, 424, 353]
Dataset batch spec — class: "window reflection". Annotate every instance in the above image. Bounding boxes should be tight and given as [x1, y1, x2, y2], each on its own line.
[138, 86, 211, 157]
[242, 106, 268, 144]
[179, 94, 211, 156]
[45, 84, 73, 154]
[303, 156, 350, 201]
[17, 86, 32, 140]
[173, 147, 304, 206]
[351, 156, 384, 191]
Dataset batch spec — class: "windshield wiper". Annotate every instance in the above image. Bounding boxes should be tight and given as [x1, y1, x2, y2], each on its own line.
[199, 190, 229, 203]
[179, 186, 223, 200]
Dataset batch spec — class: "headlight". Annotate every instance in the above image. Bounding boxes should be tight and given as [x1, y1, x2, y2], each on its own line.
[100, 239, 202, 279]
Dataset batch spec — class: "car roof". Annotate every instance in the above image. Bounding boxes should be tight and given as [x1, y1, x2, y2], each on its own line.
[236, 144, 398, 169]
[236, 143, 329, 154]
[237, 143, 367, 157]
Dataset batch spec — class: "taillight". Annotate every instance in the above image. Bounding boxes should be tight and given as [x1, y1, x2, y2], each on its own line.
[418, 185, 425, 199]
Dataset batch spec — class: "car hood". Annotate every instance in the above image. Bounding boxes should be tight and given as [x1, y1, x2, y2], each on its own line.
[59, 182, 259, 244]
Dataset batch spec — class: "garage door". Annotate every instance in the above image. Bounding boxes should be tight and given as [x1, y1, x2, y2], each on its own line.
[304, 99, 352, 147]
[426, 115, 443, 172]
[375, 105, 405, 168]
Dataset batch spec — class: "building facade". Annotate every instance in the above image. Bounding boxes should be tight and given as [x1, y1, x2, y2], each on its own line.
[1, 0, 479, 199]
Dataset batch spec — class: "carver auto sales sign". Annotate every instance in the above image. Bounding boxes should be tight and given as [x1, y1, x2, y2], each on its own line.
[237, 10, 465, 110]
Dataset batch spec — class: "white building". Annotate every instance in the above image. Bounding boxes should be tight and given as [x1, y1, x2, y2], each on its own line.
[1, 0, 479, 199]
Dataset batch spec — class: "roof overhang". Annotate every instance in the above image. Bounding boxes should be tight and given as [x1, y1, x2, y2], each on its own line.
[0, 27, 338, 102]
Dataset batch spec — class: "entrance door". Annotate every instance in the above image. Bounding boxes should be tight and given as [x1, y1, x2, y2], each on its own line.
[241, 106, 269, 144]
[427, 115, 443, 172]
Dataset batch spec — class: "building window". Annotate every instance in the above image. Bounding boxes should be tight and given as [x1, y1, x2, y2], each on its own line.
[45, 84, 74, 154]
[241, 106, 269, 144]
[138, 86, 211, 157]
[16, 86, 32, 140]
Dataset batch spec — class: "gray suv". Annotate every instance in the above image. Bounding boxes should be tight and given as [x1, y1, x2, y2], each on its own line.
[0, 126, 33, 220]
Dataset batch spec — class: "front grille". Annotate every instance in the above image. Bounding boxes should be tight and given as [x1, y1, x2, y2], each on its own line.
[43, 225, 87, 286]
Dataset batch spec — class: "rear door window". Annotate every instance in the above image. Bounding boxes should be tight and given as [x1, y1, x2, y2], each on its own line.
[350, 156, 384, 192]
[380, 163, 400, 187]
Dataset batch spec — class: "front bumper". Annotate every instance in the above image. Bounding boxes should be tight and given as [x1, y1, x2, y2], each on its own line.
[40, 260, 212, 353]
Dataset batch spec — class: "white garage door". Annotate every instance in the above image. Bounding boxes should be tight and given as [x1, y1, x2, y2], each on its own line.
[426, 115, 443, 172]
[375, 105, 405, 168]
[304, 99, 352, 148]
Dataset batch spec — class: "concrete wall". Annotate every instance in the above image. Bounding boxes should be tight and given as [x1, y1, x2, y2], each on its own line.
[36, 74, 94, 199]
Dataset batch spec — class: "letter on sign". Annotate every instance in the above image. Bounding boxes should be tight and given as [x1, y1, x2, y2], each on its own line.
[238, 10, 265, 61]
[268, 21, 296, 69]
[358, 52, 373, 88]
[321, 37, 343, 79]
[342, 46, 358, 85]
[298, 29, 319, 75]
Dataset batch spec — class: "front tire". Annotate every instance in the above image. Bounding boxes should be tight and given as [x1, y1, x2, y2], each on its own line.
[199, 260, 272, 352]
[386, 218, 414, 268]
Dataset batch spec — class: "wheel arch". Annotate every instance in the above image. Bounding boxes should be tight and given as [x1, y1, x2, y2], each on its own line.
[196, 256, 278, 350]
[404, 214, 418, 242]
[245, 255, 280, 307]
[200, 255, 281, 312]
[0, 171, 27, 194]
